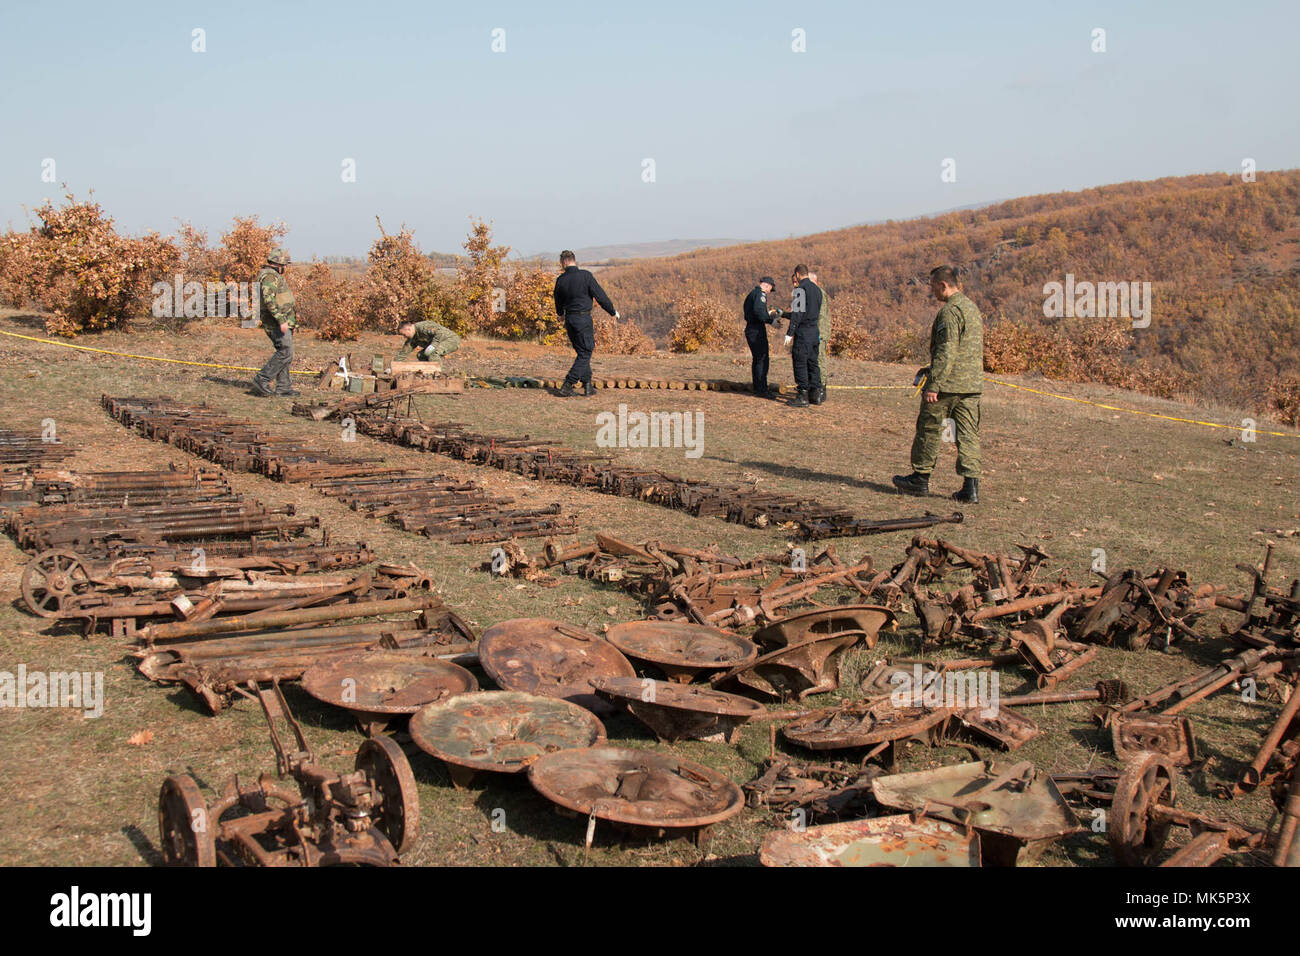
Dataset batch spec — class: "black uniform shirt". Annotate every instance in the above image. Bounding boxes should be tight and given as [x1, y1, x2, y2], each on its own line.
[788, 277, 823, 338]
[553, 265, 616, 317]
[743, 286, 774, 325]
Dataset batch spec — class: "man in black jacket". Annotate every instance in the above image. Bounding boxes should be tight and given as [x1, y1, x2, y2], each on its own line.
[553, 250, 619, 396]
[742, 276, 780, 397]
[784, 264, 822, 407]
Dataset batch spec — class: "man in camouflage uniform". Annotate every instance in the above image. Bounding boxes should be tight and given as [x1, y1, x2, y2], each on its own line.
[394, 320, 460, 364]
[809, 268, 831, 404]
[251, 247, 298, 397]
[892, 265, 984, 503]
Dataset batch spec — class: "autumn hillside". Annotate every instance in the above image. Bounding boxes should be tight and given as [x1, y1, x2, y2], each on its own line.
[596, 171, 1300, 416]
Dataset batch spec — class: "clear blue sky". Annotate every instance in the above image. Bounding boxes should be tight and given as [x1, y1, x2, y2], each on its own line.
[2, 0, 1296, 259]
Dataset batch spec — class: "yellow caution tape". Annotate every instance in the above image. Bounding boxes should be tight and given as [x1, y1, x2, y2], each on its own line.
[987, 377, 1297, 438]
[0, 328, 315, 375]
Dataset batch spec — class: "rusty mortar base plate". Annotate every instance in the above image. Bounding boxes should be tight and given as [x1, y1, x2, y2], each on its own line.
[751, 604, 897, 651]
[711, 632, 859, 701]
[1111, 712, 1198, 766]
[603, 620, 758, 682]
[782, 699, 953, 752]
[478, 617, 635, 715]
[760, 813, 982, 867]
[590, 676, 766, 744]
[408, 690, 607, 788]
[300, 649, 478, 735]
[871, 760, 1082, 866]
[527, 745, 745, 835]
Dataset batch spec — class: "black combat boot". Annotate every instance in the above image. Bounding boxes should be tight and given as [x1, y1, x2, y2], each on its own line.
[583, 382, 597, 396]
[809, 387, 824, 406]
[817, 386, 827, 404]
[953, 478, 980, 503]
[891, 472, 930, 496]
[789, 389, 810, 407]
[559, 382, 577, 397]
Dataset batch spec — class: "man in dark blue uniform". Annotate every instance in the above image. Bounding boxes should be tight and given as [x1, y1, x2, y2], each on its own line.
[742, 276, 780, 397]
[552, 250, 619, 396]
[785, 264, 822, 407]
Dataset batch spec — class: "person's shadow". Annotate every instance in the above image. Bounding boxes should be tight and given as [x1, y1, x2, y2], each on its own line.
[723, 457, 901, 496]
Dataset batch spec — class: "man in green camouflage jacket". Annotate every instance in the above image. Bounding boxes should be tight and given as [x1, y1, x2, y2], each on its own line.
[809, 268, 831, 404]
[892, 264, 984, 503]
[251, 247, 299, 397]
[394, 320, 460, 364]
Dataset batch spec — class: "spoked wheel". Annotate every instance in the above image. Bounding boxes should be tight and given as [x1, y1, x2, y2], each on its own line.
[21, 550, 93, 618]
[1110, 751, 1177, 866]
[158, 774, 216, 867]
[356, 736, 420, 853]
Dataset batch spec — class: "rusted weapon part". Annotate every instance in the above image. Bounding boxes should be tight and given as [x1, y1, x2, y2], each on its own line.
[750, 604, 895, 651]
[1222, 543, 1300, 650]
[1068, 568, 1215, 650]
[408, 690, 606, 788]
[527, 745, 744, 843]
[711, 631, 859, 701]
[292, 381, 449, 421]
[1108, 752, 1270, 866]
[1108, 646, 1295, 724]
[782, 699, 951, 766]
[800, 511, 964, 541]
[1000, 679, 1130, 709]
[478, 617, 635, 714]
[0, 427, 75, 468]
[1050, 770, 1121, 807]
[136, 601, 473, 714]
[1234, 682, 1300, 796]
[956, 707, 1041, 751]
[20, 549, 93, 617]
[157, 680, 417, 866]
[591, 676, 765, 743]
[760, 813, 982, 867]
[1272, 764, 1300, 866]
[603, 620, 757, 682]
[872, 760, 1082, 866]
[300, 649, 477, 736]
[1111, 713, 1198, 766]
[743, 758, 883, 818]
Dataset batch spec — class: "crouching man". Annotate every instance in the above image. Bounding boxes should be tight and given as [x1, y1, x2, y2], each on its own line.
[394, 319, 460, 366]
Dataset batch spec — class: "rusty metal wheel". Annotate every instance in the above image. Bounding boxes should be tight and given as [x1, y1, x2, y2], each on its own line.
[158, 774, 215, 867]
[356, 735, 420, 854]
[21, 549, 92, 617]
[1109, 751, 1176, 866]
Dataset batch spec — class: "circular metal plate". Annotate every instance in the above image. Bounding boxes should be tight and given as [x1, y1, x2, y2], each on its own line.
[528, 745, 745, 829]
[300, 650, 477, 715]
[760, 814, 981, 867]
[409, 690, 607, 776]
[604, 621, 757, 673]
[479, 618, 635, 710]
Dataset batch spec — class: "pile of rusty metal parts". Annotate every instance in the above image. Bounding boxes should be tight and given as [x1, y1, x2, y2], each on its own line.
[0, 426, 74, 470]
[291, 381, 458, 422]
[337, 409, 962, 540]
[102, 394, 577, 543]
[312, 473, 577, 544]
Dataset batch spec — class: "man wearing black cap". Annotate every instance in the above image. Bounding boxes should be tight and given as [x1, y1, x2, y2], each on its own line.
[742, 276, 780, 397]
[553, 250, 619, 397]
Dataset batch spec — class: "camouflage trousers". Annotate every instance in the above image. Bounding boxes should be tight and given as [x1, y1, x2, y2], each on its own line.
[418, 327, 460, 360]
[910, 392, 981, 478]
[817, 314, 831, 383]
[254, 327, 293, 393]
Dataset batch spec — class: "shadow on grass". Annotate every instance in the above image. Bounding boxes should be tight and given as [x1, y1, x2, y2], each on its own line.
[122, 824, 163, 866]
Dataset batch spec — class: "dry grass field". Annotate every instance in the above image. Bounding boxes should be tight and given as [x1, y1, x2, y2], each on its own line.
[1, 312, 1297, 867]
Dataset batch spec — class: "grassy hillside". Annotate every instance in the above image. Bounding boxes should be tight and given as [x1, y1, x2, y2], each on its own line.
[596, 171, 1300, 414]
